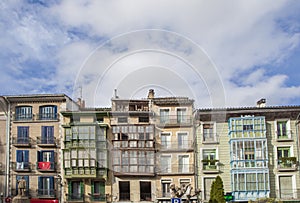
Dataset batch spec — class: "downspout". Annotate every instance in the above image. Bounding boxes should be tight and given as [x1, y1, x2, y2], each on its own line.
[295, 113, 300, 176]
[3, 97, 11, 198]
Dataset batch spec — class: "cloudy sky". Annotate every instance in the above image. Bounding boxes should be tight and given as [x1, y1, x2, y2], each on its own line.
[1, 0, 300, 108]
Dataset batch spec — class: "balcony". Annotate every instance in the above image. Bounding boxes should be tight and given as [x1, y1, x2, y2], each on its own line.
[37, 189, 56, 198]
[113, 164, 155, 176]
[14, 114, 33, 122]
[202, 134, 220, 144]
[156, 140, 194, 152]
[202, 160, 220, 173]
[36, 137, 57, 147]
[68, 194, 84, 202]
[90, 193, 106, 201]
[36, 113, 58, 121]
[157, 115, 192, 127]
[12, 162, 32, 172]
[112, 140, 154, 149]
[12, 137, 32, 147]
[276, 131, 293, 142]
[277, 157, 297, 171]
[156, 164, 194, 175]
[36, 162, 56, 172]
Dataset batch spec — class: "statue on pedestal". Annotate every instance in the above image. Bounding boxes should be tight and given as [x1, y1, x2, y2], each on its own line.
[17, 176, 26, 197]
[170, 183, 201, 203]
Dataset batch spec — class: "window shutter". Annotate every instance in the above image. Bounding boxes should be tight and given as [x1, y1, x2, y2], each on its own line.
[100, 182, 105, 195]
[16, 150, 22, 162]
[91, 181, 94, 194]
[50, 177, 54, 189]
[80, 181, 84, 195]
[50, 151, 55, 162]
[68, 181, 72, 197]
[24, 150, 29, 162]
[37, 151, 41, 162]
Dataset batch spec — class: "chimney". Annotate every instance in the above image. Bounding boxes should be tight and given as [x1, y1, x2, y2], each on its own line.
[77, 98, 85, 108]
[256, 98, 266, 108]
[147, 89, 155, 99]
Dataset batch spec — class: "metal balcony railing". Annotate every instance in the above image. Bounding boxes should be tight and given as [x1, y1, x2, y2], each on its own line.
[112, 140, 154, 148]
[68, 193, 84, 201]
[157, 140, 194, 151]
[14, 114, 33, 121]
[277, 157, 297, 171]
[36, 113, 58, 121]
[36, 137, 56, 146]
[156, 164, 194, 174]
[12, 162, 32, 171]
[37, 189, 56, 198]
[157, 115, 192, 126]
[12, 137, 32, 146]
[90, 193, 106, 201]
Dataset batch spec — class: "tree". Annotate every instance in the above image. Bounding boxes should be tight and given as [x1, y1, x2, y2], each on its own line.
[209, 176, 225, 203]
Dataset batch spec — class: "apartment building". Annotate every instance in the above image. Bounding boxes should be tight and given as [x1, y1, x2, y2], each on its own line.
[150, 90, 196, 203]
[110, 94, 156, 202]
[61, 108, 110, 203]
[0, 97, 8, 198]
[196, 101, 300, 202]
[2, 94, 78, 203]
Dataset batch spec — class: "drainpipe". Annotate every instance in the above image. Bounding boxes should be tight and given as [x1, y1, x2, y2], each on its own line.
[295, 113, 300, 175]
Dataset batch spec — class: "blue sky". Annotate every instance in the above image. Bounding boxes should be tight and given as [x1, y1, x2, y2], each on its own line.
[1, 0, 300, 108]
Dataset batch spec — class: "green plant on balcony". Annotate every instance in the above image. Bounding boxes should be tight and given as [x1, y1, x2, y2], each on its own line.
[278, 157, 297, 168]
[202, 159, 219, 170]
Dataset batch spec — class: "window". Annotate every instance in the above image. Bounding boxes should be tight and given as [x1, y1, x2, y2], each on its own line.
[276, 120, 289, 138]
[41, 126, 54, 144]
[69, 181, 83, 200]
[92, 181, 105, 201]
[277, 147, 290, 159]
[17, 126, 29, 144]
[161, 133, 171, 149]
[178, 155, 189, 173]
[160, 109, 169, 123]
[37, 151, 55, 170]
[15, 106, 32, 120]
[161, 179, 171, 197]
[39, 105, 57, 120]
[140, 182, 151, 201]
[119, 181, 130, 201]
[38, 176, 54, 196]
[202, 149, 217, 170]
[160, 156, 171, 173]
[16, 176, 29, 196]
[177, 108, 187, 123]
[232, 172, 269, 193]
[118, 117, 128, 123]
[178, 132, 189, 148]
[139, 116, 149, 123]
[203, 124, 214, 142]
[16, 150, 29, 170]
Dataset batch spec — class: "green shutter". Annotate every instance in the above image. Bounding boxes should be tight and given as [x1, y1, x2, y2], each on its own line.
[68, 181, 71, 198]
[80, 181, 84, 196]
[91, 181, 94, 194]
[100, 182, 105, 194]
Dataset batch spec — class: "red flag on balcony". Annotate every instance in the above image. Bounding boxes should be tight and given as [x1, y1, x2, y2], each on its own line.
[38, 162, 51, 170]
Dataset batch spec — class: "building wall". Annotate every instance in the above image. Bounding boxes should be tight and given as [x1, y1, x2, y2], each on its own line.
[0, 111, 7, 197]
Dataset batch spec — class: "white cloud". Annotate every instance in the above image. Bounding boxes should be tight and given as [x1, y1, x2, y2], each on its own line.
[1, 0, 300, 107]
